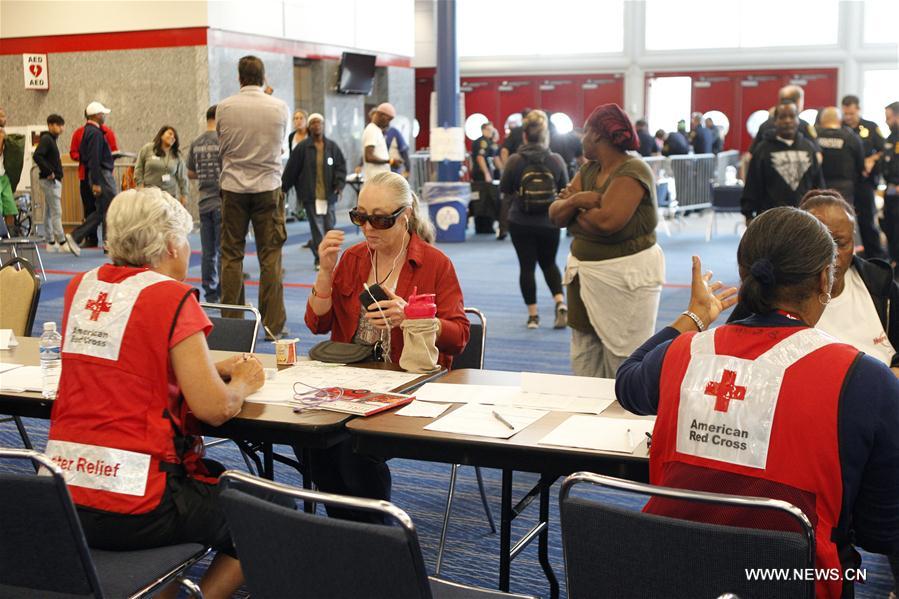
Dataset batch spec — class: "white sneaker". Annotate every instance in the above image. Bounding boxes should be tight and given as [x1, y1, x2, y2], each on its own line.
[45, 242, 57, 253]
[65, 234, 81, 257]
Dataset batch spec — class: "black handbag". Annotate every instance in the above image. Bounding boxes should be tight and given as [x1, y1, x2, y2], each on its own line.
[308, 340, 378, 364]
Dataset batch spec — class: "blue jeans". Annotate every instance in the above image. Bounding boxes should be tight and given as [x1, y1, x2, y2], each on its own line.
[200, 208, 222, 302]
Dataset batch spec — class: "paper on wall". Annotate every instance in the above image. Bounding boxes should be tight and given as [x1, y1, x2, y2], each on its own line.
[429, 127, 466, 161]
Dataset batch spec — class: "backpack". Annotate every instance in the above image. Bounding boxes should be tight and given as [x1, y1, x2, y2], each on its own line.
[517, 153, 556, 214]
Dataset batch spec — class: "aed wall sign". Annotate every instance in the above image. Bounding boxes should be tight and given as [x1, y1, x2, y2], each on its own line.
[23, 54, 49, 90]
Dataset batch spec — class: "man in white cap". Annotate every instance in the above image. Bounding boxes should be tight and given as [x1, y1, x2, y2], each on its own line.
[362, 102, 400, 182]
[282, 113, 346, 270]
[67, 101, 117, 254]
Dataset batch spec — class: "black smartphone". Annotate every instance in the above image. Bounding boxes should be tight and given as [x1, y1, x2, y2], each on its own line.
[359, 284, 389, 310]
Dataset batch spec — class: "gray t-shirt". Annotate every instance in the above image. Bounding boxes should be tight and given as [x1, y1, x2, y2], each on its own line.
[187, 130, 222, 213]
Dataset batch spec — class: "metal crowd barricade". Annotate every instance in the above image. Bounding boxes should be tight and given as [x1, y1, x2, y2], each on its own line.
[409, 151, 432, 196]
[667, 153, 716, 212]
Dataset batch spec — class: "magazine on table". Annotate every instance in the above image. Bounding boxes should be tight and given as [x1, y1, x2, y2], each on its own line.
[291, 387, 415, 416]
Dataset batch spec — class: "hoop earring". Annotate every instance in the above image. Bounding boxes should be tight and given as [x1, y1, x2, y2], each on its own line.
[818, 292, 832, 306]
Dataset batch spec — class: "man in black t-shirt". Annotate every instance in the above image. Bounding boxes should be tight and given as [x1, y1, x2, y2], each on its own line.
[880, 101, 899, 264]
[816, 106, 865, 204]
[499, 109, 530, 169]
[742, 102, 824, 222]
[842, 94, 888, 259]
[689, 112, 714, 154]
[661, 129, 690, 156]
[471, 121, 499, 182]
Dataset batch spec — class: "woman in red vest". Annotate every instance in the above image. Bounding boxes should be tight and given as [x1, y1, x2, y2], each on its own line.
[616, 206, 899, 599]
[46, 187, 265, 599]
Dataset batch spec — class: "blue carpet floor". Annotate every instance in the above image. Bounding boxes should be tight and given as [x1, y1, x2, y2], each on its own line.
[3, 211, 893, 598]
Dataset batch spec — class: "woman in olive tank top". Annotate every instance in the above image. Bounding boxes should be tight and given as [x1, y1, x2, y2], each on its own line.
[549, 104, 665, 378]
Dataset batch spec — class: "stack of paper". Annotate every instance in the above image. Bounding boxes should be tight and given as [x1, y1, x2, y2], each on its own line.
[538, 415, 655, 454]
[0, 329, 18, 350]
[424, 403, 548, 439]
[245, 362, 423, 406]
[0, 365, 43, 392]
[413, 373, 617, 415]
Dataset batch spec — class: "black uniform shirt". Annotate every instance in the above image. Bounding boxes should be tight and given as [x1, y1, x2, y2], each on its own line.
[470, 135, 499, 182]
[817, 126, 865, 185]
[882, 129, 899, 186]
[848, 118, 886, 184]
[662, 131, 690, 156]
[502, 126, 524, 157]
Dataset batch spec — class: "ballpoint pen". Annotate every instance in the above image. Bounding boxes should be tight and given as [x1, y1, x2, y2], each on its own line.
[492, 410, 515, 430]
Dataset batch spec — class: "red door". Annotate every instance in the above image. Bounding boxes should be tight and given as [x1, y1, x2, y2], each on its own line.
[581, 76, 625, 127]
[497, 78, 538, 141]
[462, 79, 499, 151]
[691, 75, 737, 151]
[415, 68, 434, 150]
[538, 77, 583, 130]
[738, 74, 784, 151]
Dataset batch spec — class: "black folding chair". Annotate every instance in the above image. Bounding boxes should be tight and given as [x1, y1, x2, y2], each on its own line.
[0, 448, 208, 598]
[560, 471, 815, 599]
[436, 307, 496, 575]
[219, 469, 535, 599]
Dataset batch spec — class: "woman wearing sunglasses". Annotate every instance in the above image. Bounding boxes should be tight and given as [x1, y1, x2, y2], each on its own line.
[303, 170, 470, 521]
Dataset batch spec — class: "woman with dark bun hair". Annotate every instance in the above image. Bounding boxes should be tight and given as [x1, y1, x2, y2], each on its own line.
[549, 103, 664, 378]
[616, 206, 899, 599]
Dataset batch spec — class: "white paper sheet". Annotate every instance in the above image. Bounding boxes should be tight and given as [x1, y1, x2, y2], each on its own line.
[0, 365, 44, 392]
[424, 403, 548, 439]
[0, 363, 23, 374]
[429, 127, 466, 161]
[244, 362, 423, 406]
[395, 400, 451, 418]
[413, 382, 612, 414]
[538, 415, 655, 453]
[0, 329, 18, 350]
[521, 372, 616, 400]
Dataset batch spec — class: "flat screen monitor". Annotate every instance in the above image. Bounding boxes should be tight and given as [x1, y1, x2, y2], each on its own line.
[338, 52, 376, 95]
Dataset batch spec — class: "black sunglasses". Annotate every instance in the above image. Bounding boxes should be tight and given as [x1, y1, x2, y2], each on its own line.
[349, 206, 405, 230]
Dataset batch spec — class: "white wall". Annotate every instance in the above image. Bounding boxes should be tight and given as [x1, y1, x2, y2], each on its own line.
[1, 0, 416, 58]
[413, 0, 899, 116]
[0, 0, 208, 38]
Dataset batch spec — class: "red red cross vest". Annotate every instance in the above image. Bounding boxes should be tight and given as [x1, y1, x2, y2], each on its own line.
[649, 323, 859, 599]
[46, 265, 212, 515]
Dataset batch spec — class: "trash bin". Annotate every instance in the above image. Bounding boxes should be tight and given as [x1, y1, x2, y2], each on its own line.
[422, 182, 470, 243]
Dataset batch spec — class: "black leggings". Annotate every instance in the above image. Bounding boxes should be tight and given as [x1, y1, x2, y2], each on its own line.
[509, 222, 563, 305]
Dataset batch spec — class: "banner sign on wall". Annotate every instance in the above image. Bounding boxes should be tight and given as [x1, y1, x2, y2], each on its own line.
[23, 54, 49, 90]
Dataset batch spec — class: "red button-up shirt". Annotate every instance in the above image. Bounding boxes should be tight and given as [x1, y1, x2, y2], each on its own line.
[305, 233, 470, 369]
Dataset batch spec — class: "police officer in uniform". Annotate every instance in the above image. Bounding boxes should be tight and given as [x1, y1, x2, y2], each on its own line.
[815, 106, 865, 204]
[881, 101, 899, 265]
[470, 121, 500, 233]
[842, 94, 887, 259]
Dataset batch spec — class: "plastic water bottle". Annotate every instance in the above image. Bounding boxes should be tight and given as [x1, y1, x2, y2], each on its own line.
[40, 322, 62, 399]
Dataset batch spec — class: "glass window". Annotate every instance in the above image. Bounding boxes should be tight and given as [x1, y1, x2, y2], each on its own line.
[863, 0, 896, 44]
[645, 0, 838, 50]
[746, 110, 770, 139]
[702, 110, 730, 137]
[412, 119, 420, 139]
[465, 113, 489, 141]
[863, 68, 899, 134]
[459, 0, 624, 56]
[504, 113, 523, 135]
[799, 109, 819, 127]
[550, 112, 574, 135]
[647, 77, 692, 134]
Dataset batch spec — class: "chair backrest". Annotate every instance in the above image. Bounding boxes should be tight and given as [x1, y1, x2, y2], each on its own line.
[0, 257, 41, 337]
[560, 472, 815, 599]
[711, 184, 744, 211]
[219, 470, 434, 599]
[0, 448, 103, 598]
[452, 307, 486, 370]
[200, 302, 261, 352]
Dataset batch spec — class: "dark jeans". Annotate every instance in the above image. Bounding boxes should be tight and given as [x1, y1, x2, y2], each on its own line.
[71, 170, 117, 246]
[221, 188, 287, 336]
[78, 178, 99, 246]
[294, 441, 392, 524]
[508, 221, 564, 305]
[854, 181, 887, 260]
[302, 198, 335, 262]
[200, 208, 222, 302]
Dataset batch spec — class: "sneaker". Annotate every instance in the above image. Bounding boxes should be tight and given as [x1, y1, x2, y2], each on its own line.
[526, 315, 540, 329]
[553, 302, 568, 329]
[65, 234, 81, 257]
[45, 242, 57, 253]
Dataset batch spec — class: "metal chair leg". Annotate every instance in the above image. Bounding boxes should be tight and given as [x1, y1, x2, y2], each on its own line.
[178, 576, 203, 598]
[474, 466, 496, 533]
[435, 463, 459, 576]
[13, 416, 33, 450]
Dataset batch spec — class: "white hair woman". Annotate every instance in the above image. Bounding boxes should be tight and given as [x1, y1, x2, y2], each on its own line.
[303, 171, 469, 521]
[46, 187, 264, 599]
